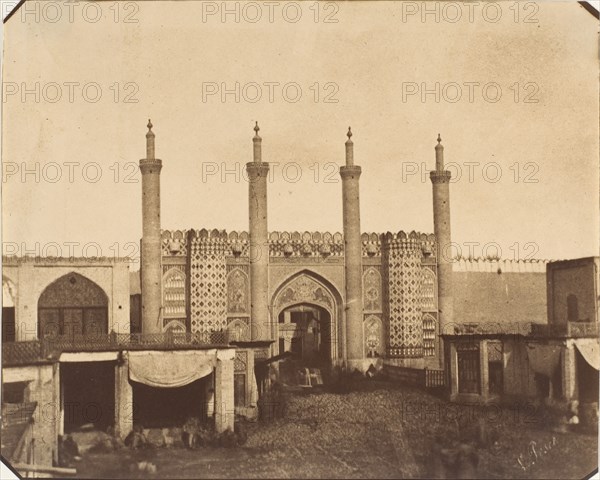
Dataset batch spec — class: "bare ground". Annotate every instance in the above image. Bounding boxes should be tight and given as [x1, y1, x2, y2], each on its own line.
[75, 381, 598, 479]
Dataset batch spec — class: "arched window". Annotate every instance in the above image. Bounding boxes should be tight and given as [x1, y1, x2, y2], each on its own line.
[567, 294, 579, 322]
[363, 268, 382, 312]
[38, 273, 108, 339]
[227, 269, 249, 314]
[422, 314, 437, 357]
[164, 320, 186, 333]
[163, 269, 186, 318]
[421, 269, 437, 311]
[227, 319, 249, 342]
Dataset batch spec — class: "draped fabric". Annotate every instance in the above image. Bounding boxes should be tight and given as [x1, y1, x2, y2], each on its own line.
[575, 339, 600, 371]
[526, 343, 562, 377]
[128, 350, 217, 388]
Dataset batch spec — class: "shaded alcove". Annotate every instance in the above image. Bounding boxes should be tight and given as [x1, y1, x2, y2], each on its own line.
[131, 376, 211, 428]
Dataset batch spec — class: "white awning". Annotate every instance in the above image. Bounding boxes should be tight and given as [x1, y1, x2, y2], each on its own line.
[60, 352, 119, 362]
[526, 343, 562, 377]
[575, 339, 600, 371]
[128, 350, 217, 388]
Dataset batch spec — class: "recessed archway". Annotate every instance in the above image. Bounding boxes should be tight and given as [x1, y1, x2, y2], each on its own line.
[271, 271, 343, 364]
[277, 303, 332, 366]
[38, 272, 109, 339]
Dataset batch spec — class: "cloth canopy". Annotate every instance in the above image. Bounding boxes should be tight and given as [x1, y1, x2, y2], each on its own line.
[526, 343, 562, 377]
[575, 339, 600, 371]
[128, 350, 216, 388]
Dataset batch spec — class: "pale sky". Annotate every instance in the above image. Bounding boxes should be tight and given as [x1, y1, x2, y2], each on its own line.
[2, 1, 599, 266]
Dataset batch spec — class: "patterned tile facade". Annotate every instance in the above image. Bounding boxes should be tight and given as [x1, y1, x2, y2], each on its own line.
[383, 233, 424, 358]
[160, 228, 441, 361]
[189, 233, 228, 333]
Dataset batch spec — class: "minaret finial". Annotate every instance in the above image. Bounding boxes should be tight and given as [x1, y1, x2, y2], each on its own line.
[146, 119, 155, 159]
[435, 133, 444, 170]
[345, 126, 354, 166]
[253, 121, 262, 162]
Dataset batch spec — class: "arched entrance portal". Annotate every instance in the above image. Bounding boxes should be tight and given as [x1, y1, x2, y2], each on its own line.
[38, 272, 109, 339]
[278, 304, 331, 366]
[272, 271, 342, 364]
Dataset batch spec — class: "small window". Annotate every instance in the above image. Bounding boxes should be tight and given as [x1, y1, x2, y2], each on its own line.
[2, 382, 28, 404]
[567, 294, 579, 322]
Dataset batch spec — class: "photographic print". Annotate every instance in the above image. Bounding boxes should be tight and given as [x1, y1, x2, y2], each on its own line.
[1, 1, 599, 478]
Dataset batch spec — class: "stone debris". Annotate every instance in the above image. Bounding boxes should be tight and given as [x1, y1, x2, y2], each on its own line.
[130, 460, 157, 475]
[70, 429, 121, 455]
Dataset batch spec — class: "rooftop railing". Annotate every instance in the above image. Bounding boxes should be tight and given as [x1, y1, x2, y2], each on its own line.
[530, 321, 599, 338]
[2, 331, 229, 366]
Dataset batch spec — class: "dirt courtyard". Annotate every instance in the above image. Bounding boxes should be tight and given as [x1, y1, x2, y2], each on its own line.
[75, 381, 598, 479]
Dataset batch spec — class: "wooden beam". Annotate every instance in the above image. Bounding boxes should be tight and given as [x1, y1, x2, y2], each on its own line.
[12, 463, 77, 476]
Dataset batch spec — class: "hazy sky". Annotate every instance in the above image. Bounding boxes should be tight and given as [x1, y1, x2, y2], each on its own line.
[2, 1, 599, 266]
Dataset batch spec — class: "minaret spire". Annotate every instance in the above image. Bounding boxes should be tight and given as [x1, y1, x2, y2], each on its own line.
[139, 119, 163, 334]
[253, 121, 262, 163]
[430, 133, 453, 368]
[340, 126, 365, 371]
[146, 119, 155, 160]
[435, 133, 444, 171]
[345, 127, 354, 166]
[246, 122, 270, 343]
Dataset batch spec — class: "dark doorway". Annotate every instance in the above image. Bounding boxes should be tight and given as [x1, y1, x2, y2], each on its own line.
[488, 362, 503, 396]
[457, 343, 480, 394]
[61, 362, 115, 433]
[488, 341, 503, 396]
[3, 277, 16, 342]
[132, 376, 210, 428]
[577, 349, 599, 403]
[2, 307, 16, 342]
[535, 374, 550, 398]
[278, 304, 331, 365]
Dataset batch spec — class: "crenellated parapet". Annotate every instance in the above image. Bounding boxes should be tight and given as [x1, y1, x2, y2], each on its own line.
[269, 231, 344, 257]
[161, 229, 189, 256]
[188, 229, 237, 256]
[161, 228, 438, 260]
[453, 257, 549, 273]
[2, 255, 131, 265]
[161, 229, 251, 257]
[380, 231, 436, 257]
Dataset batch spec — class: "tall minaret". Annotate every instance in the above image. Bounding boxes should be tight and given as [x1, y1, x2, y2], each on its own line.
[430, 134, 453, 365]
[246, 122, 270, 341]
[340, 127, 365, 370]
[139, 120, 163, 334]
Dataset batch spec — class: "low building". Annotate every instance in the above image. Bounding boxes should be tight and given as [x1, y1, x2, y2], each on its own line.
[443, 257, 599, 420]
[1, 257, 239, 477]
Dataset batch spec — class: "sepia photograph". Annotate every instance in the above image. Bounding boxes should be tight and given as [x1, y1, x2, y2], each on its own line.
[1, 1, 599, 478]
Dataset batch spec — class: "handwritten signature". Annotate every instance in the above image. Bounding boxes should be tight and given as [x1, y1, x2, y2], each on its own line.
[516, 436, 558, 471]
